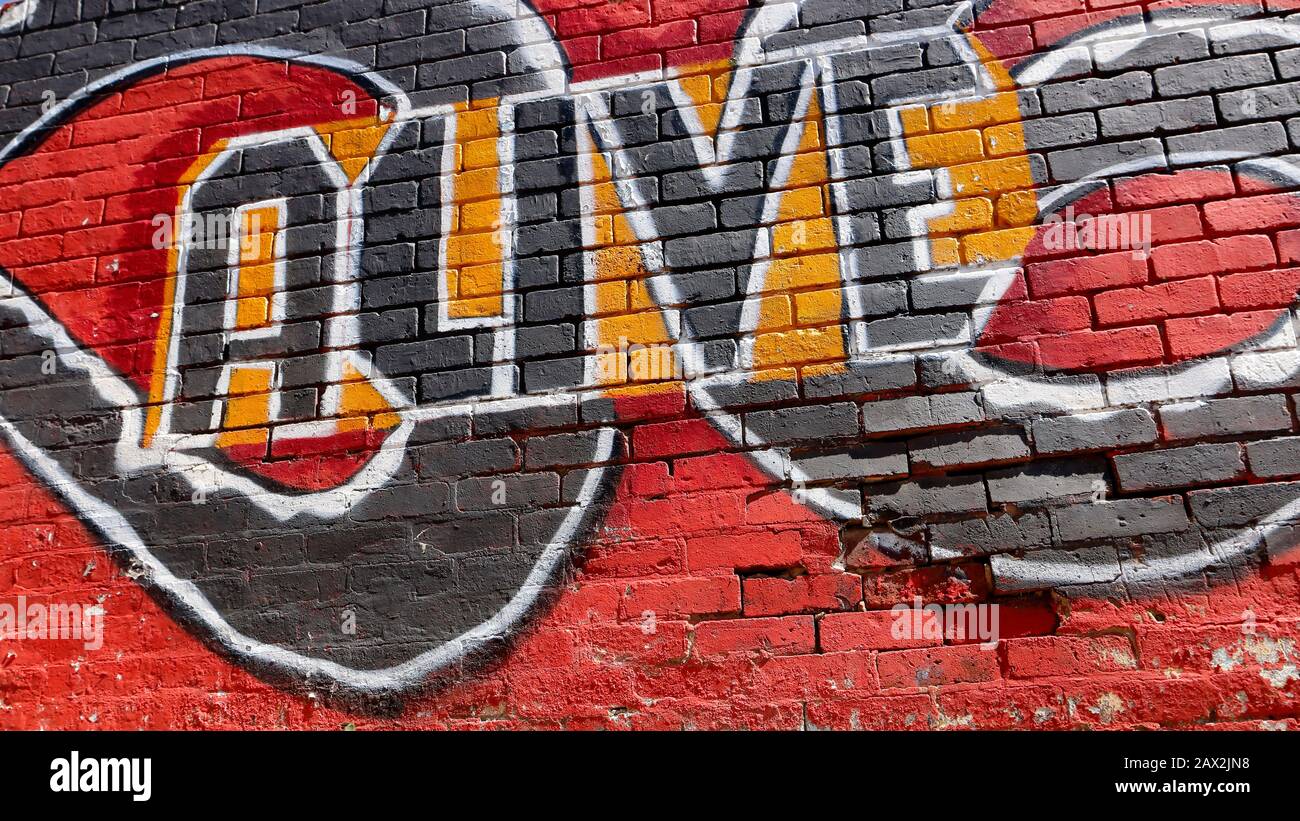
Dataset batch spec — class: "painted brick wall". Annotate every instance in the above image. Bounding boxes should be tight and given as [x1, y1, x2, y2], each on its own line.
[0, 0, 1299, 729]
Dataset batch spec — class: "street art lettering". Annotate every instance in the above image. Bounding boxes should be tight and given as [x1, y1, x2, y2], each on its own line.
[2, 0, 1300, 697]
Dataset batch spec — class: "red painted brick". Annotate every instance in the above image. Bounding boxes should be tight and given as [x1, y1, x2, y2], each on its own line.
[698, 10, 747, 43]
[1276, 227, 1300, 264]
[1135, 623, 1278, 673]
[744, 490, 827, 525]
[1150, 235, 1276, 280]
[877, 644, 1002, 689]
[977, 294, 1093, 344]
[804, 693, 935, 730]
[934, 683, 1070, 728]
[609, 382, 687, 421]
[980, 0, 1083, 25]
[581, 537, 684, 578]
[864, 562, 993, 608]
[1165, 310, 1283, 360]
[652, 0, 747, 22]
[603, 20, 696, 59]
[687, 530, 802, 572]
[1093, 277, 1219, 325]
[20, 200, 104, 237]
[572, 53, 662, 83]
[820, 609, 943, 652]
[1033, 6, 1146, 48]
[665, 41, 734, 67]
[559, 34, 601, 66]
[742, 572, 862, 616]
[1060, 676, 1223, 727]
[621, 461, 671, 497]
[632, 417, 724, 458]
[1026, 250, 1149, 297]
[583, 621, 690, 667]
[555, 0, 651, 37]
[1005, 635, 1138, 678]
[692, 615, 816, 658]
[1205, 192, 1300, 233]
[994, 599, 1060, 639]
[508, 629, 579, 669]
[977, 25, 1036, 59]
[1218, 267, 1300, 310]
[1114, 168, 1236, 208]
[1035, 326, 1165, 370]
[606, 490, 745, 536]
[751, 651, 880, 700]
[1146, 204, 1204, 244]
[674, 451, 775, 491]
[621, 576, 740, 619]
[546, 582, 621, 624]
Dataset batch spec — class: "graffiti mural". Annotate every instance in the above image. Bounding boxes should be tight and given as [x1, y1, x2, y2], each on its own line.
[2, 0, 1300, 709]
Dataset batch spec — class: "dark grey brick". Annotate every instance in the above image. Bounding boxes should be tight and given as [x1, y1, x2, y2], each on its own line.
[867, 476, 987, 517]
[929, 512, 1053, 559]
[1160, 395, 1293, 439]
[1245, 436, 1300, 479]
[795, 443, 908, 481]
[1032, 409, 1159, 453]
[1190, 480, 1300, 527]
[987, 459, 1107, 505]
[524, 429, 624, 469]
[909, 426, 1031, 470]
[744, 403, 861, 445]
[1040, 72, 1154, 114]
[376, 336, 473, 375]
[1115, 443, 1246, 491]
[1053, 497, 1191, 542]
[1154, 53, 1275, 96]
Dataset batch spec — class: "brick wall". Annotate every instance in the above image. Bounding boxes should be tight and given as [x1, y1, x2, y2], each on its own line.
[0, 0, 1299, 728]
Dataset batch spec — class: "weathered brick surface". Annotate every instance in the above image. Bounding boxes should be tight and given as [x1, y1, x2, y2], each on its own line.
[0, 0, 1298, 731]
